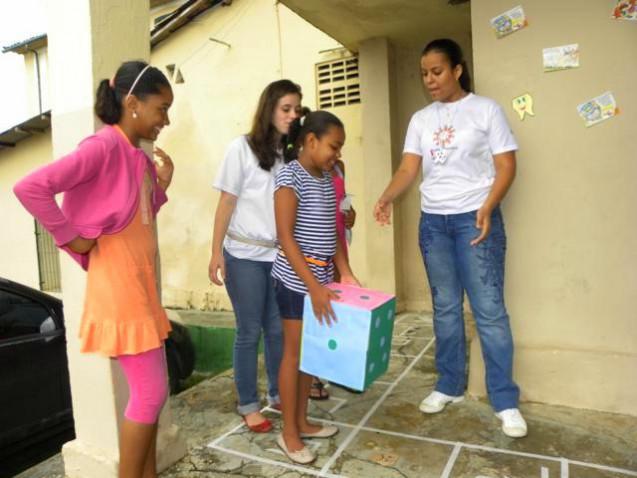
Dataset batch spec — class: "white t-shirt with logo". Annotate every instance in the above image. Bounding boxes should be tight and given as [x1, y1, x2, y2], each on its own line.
[213, 135, 282, 262]
[403, 93, 518, 214]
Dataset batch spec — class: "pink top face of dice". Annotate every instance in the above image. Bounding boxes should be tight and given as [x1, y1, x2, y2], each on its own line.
[326, 283, 394, 311]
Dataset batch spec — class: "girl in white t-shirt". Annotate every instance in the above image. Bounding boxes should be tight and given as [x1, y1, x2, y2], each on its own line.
[374, 39, 528, 438]
[209, 80, 302, 433]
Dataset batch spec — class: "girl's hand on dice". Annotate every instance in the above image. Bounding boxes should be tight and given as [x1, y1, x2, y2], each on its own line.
[309, 284, 339, 326]
[339, 274, 360, 287]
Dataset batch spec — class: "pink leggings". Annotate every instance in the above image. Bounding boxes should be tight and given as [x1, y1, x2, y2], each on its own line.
[117, 346, 169, 424]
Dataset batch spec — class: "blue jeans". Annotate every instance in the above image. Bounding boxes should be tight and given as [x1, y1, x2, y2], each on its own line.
[224, 250, 283, 415]
[419, 208, 520, 412]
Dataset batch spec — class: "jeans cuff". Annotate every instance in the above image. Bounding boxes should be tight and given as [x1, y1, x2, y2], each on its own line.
[435, 382, 465, 397]
[267, 394, 280, 406]
[492, 401, 519, 413]
[237, 401, 261, 416]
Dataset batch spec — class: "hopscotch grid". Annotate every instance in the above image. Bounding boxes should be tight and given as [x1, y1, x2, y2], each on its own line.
[561, 458, 569, 478]
[568, 459, 637, 477]
[206, 384, 636, 476]
[208, 393, 637, 475]
[440, 443, 462, 478]
[205, 314, 637, 478]
[209, 444, 347, 478]
[299, 417, 637, 477]
[317, 337, 437, 475]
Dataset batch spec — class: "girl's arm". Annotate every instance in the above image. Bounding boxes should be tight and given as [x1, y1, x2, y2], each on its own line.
[208, 191, 238, 285]
[13, 137, 105, 251]
[154, 147, 174, 192]
[471, 151, 516, 245]
[275, 187, 338, 325]
[374, 152, 422, 225]
[337, 160, 356, 229]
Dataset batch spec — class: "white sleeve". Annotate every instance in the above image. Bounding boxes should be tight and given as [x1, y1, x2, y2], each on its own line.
[213, 137, 245, 196]
[488, 102, 518, 155]
[403, 113, 424, 157]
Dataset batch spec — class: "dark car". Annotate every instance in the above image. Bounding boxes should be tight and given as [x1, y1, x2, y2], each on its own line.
[0, 277, 194, 478]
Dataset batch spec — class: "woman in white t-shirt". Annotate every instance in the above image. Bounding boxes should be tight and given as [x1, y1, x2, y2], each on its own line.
[374, 39, 528, 438]
[209, 80, 302, 432]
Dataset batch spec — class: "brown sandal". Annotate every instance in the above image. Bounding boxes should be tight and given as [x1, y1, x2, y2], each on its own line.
[309, 377, 329, 400]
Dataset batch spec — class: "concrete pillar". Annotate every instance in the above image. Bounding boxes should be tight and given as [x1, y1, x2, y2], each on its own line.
[48, 2, 186, 476]
[358, 37, 399, 295]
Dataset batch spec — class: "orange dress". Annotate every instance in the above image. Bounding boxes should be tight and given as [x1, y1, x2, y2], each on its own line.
[79, 170, 171, 357]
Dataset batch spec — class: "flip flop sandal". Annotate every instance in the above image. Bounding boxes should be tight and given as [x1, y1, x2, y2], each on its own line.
[309, 378, 330, 400]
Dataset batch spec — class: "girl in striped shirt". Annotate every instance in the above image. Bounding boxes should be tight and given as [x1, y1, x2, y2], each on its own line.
[272, 111, 358, 464]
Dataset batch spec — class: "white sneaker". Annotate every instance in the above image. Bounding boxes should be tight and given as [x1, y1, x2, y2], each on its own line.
[495, 408, 528, 438]
[419, 391, 464, 414]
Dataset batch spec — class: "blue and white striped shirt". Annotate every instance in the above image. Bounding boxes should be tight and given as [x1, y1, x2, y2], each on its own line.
[271, 160, 337, 294]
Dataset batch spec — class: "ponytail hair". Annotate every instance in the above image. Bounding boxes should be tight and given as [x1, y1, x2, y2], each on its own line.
[247, 79, 303, 171]
[284, 109, 344, 163]
[422, 38, 472, 93]
[94, 61, 171, 125]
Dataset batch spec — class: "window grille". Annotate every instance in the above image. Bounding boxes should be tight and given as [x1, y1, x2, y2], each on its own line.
[316, 57, 361, 109]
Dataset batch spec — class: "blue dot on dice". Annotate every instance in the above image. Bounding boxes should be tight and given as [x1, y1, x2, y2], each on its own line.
[328, 339, 337, 350]
[383, 352, 388, 362]
[380, 336, 386, 347]
[369, 362, 375, 372]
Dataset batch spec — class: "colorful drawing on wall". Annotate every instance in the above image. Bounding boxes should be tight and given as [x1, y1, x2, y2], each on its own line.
[490, 5, 528, 38]
[576, 92, 619, 127]
[612, 0, 637, 20]
[543, 44, 580, 72]
[512, 93, 535, 120]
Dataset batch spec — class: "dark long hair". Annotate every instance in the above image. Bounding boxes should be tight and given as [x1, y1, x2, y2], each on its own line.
[422, 39, 472, 93]
[95, 61, 171, 124]
[247, 79, 302, 171]
[284, 109, 344, 163]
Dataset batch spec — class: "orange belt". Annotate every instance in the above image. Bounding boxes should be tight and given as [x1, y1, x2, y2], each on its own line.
[278, 249, 329, 267]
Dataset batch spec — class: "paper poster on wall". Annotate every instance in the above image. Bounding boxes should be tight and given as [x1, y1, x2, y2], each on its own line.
[490, 5, 528, 38]
[512, 94, 535, 120]
[543, 44, 580, 72]
[612, 0, 637, 20]
[576, 92, 619, 127]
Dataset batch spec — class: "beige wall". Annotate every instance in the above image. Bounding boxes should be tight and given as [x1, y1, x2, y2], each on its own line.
[0, 132, 52, 288]
[469, 0, 637, 415]
[150, 0, 350, 310]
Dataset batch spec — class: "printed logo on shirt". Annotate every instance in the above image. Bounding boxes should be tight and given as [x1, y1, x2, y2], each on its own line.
[431, 125, 458, 165]
[433, 124, 455, 148]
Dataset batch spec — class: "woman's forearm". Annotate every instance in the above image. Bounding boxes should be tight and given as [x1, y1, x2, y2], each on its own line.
[211, 192, 237, 255]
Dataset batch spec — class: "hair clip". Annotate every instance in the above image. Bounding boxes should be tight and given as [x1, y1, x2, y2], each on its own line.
[300, 116, 306, 127]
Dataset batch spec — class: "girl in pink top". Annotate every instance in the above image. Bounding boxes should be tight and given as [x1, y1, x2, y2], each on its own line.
[14, 61, 174, 478]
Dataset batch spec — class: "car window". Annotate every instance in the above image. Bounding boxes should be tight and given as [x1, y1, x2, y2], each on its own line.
[0, 289, 56, 341]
